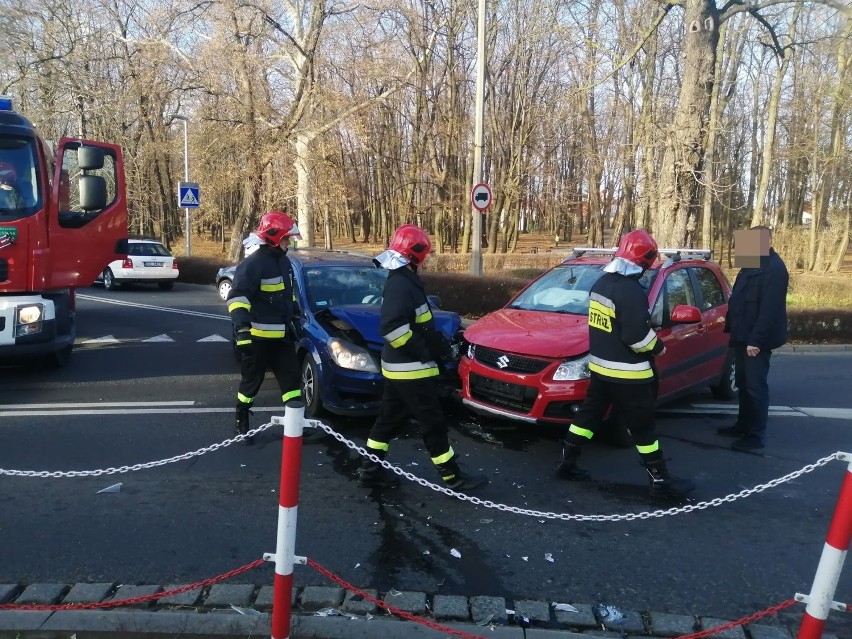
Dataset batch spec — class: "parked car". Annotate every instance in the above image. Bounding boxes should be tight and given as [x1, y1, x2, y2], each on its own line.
[215, 248, 463, 417]
[95, 238, 179, 291]
[458, 247, 735, 443]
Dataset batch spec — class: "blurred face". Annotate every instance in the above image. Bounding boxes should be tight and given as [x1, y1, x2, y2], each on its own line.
[734, 228, 771, 268]
[279, 236, 291, 251]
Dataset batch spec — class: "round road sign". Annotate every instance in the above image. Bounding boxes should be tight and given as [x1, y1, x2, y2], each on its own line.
[471, 183, 492, 211]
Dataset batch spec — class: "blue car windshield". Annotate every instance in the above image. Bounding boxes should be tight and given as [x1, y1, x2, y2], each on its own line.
[507, 264, 657, 315]
[304, 266, 388, 312]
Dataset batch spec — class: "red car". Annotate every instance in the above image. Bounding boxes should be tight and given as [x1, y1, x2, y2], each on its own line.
[459, 248, 736, 438]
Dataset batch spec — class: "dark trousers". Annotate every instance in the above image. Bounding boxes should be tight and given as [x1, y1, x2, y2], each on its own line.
[566, 375, 658, 451]
[238, 340, 300, 402]
[366, 377, 451, 459]
[733, 345, 772, 441]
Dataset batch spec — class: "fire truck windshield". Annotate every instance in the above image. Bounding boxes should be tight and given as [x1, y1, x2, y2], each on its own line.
[0, 135, 41, 220]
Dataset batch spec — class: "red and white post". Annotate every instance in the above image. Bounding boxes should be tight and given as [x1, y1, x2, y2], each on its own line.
[797, 452, 852, 639]
[270, 403, 306, 639]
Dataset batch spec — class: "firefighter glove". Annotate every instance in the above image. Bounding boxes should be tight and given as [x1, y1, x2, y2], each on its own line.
[235, 328, 254, 355]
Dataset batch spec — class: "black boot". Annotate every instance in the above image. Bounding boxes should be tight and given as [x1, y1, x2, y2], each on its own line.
[235, 403, 254, 446]
[555, 441, 590, 480]
[644, 457, 695, 499]
[358, 451, 400, 488]
[435, 457, 488, 492]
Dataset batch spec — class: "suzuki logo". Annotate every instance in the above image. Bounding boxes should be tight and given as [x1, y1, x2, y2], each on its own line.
[496, 355, 510, 369]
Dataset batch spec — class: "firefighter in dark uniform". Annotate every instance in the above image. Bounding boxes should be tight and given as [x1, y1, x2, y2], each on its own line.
[227, 211, 302, 445]
[357, 224, 488, 492]
[556, 229, 695, 499]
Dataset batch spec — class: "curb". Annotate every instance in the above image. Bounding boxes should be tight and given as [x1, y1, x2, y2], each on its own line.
[0, 583, 813, 639]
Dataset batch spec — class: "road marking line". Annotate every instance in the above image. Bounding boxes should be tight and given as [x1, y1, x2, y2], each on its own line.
[81, 335, 119, 344]
[795, 407, 852, 420]
[197, 334, 230, 342]
[0, 406, 285, 418]
[658, 408, 803, 416]
[143, 334, 176, 342]
[77, 294, 230, 321]
[0, 401, 196, 410]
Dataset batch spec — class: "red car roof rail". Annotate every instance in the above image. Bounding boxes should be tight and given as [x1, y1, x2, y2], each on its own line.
[565, 247, 617, 259]
[658, 248, 713, 264]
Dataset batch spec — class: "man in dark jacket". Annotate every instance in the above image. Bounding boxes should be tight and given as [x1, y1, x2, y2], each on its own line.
[227, 211, 303, 445]
[720, 226, 788, 452]
[556, 229, 695, 499]
[357, 224, 487, 493]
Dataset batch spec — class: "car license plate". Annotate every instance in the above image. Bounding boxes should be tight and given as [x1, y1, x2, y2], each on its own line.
[473, 375, 525, 400]
[144, 261, 164, 267]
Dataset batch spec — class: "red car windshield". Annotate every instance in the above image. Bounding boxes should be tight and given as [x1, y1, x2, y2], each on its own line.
[507, 264, 657, 315]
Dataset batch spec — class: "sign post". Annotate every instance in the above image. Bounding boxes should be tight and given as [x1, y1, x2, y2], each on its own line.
[178, 181, 200, 257]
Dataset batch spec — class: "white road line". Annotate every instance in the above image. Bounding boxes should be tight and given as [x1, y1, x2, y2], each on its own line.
[659, 404, 852, 420]
[77, 294, 230, 321]
[795, 407, 852, 420]
[658, 408, 804, 416]
[0, 401, 196, 410]
[0, 406, 285, 418]
[143, 334, 176, 343]
[81, 335, 119, 344]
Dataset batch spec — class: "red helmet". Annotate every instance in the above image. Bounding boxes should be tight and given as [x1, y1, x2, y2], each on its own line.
[388, 224, 432, 266]
[0, 162, 16, 186]
[615, 229, 658, 269]
[256, 211, 300, 247]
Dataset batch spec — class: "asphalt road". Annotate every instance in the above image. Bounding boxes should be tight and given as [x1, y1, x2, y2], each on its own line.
[0, 282, 850, 634]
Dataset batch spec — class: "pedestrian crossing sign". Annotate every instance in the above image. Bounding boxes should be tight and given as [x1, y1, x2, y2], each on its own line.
[178, 182, 200, 208]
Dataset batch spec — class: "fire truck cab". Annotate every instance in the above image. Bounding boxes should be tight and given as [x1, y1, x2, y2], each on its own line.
[0, 96, 128, 366]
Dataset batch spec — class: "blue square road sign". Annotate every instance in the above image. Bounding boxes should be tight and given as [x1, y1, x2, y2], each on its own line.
[178, 182, 200, 208]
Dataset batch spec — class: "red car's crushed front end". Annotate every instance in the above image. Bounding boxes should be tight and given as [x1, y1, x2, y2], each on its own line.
[459, 307, 592, 424]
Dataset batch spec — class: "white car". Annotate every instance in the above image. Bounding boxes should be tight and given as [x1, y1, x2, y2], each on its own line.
[96, 239, 179, 291]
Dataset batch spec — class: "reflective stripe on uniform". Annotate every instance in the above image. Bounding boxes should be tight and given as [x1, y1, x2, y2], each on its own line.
[228, 296, 251, 312]
[260, 276, 285, 292]
[636, 440, 660, 454]
[237, 393, 254, 404]
[568, 424, 594, 439]
[366, 439, 390, 452]
[385, 323, 413, 348]
[589, 292, 615, 311]
[630, 329, 659, 353]
[589, 355, 653, 380]
[250, 322, 287, 338]
[282, 389, 302, 403]
[414, 303, 433, 324]
[380, 359, 439, 380]
[431, 447, 455, 465]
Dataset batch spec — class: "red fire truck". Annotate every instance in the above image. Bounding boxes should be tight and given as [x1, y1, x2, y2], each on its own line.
[0, 96, 127, 366]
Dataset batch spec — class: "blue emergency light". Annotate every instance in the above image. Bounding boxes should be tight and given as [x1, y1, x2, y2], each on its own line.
[0, 96, 13, 111]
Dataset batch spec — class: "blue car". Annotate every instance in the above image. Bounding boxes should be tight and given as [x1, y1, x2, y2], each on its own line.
[215, 248, 463, 417]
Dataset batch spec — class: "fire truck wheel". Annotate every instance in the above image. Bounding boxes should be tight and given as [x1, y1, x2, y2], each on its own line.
[103, 268, 119, 291]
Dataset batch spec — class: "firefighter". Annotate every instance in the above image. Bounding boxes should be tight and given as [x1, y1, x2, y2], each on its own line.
[358, 224, 488, 492]
[556, 229, 695, 499]
[227, 211, 302, 445]
[0, 162, 22, 209]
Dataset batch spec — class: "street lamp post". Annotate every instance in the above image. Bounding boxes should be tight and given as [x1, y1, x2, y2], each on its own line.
[172, 114, 191, 257]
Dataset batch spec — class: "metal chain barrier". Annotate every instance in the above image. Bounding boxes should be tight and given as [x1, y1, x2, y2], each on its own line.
[1, 415, 842, 523]
[308, 418, 843, 522]
[0, 422, 276, 478]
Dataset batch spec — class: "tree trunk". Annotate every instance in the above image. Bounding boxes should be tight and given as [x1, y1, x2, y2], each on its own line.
[654, 0, 719, 247]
